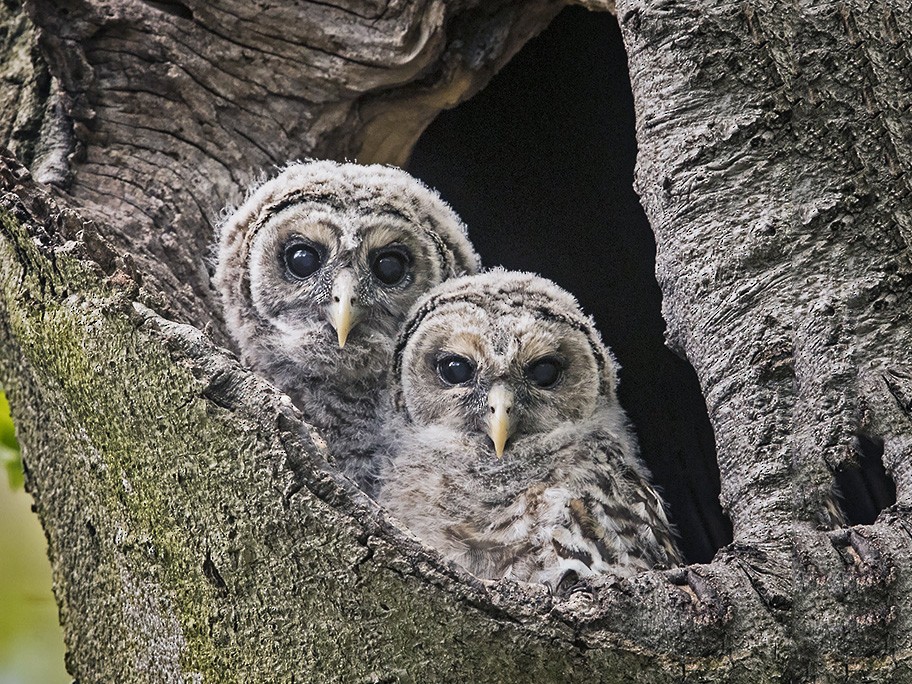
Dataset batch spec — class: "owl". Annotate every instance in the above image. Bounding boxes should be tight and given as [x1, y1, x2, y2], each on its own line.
[378, 270, 682, 589]
[214, 161, 480, 493]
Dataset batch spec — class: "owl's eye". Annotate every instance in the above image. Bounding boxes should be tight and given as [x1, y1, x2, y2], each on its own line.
[284, 243, 323, 280]
[437, 355, 475, 385]
[371, 248, 409, 286]
[526, 357, 563, 388]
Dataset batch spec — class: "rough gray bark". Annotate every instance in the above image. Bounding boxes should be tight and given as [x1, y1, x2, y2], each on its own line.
[0, 0, 910, 681]
[618, 0, 912, 674]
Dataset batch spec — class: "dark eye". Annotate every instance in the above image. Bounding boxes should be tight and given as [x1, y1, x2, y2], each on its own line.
[371, 249, 409, 285]
[284, 243, 322, 280]
[526, 357, 562, 388]
[437, 355, 475, 385]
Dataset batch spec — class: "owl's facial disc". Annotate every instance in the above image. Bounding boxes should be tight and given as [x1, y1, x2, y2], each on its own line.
[252, 200, 457, 358]
[401, 304, 602, 456]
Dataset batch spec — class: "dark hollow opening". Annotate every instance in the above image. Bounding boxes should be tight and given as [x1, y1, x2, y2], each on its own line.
[835, 435, 897, 526]
[408, 6, 733, 563]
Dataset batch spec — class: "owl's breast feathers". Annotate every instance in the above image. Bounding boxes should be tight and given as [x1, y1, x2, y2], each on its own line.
[420, 418, 682, 586]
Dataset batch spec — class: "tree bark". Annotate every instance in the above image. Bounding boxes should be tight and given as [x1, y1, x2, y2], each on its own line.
[618, 0, 912, 676]
[0, 0, 910, 681]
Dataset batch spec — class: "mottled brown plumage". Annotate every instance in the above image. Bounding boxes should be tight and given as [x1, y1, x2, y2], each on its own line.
[379, 271, 681, 587]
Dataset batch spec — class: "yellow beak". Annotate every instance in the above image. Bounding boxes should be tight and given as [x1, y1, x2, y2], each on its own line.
[485, 384, 514, 458]
[328, 271, 357, 348]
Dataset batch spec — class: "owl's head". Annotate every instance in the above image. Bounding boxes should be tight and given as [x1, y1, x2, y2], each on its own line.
[393, 270, 620, 457]
[214, 161, 480, 376]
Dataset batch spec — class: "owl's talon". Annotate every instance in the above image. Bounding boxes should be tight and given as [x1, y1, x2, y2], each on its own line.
[553, 573, 599, 602]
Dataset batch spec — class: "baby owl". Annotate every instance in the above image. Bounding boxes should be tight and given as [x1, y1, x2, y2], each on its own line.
[214, 161, 480, 493]
[379, 271, 682, 588]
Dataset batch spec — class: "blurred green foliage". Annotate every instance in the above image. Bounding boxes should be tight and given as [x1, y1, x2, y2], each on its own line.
[0, 392, 22, 490]
[0, 390, 69, 684]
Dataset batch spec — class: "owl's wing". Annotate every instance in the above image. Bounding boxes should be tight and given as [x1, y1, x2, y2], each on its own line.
[518, 435, 684, 588]
[602, 464, 684, 566]
[577, 433, 683, 565]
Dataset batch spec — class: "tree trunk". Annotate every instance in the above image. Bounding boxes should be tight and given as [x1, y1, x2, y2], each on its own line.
[0, 0, 909, 680]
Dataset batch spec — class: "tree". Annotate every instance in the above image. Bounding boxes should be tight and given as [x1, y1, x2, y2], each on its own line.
[0, 0, 909, 680]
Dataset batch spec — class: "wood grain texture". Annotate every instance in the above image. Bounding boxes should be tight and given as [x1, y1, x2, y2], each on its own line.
[0, 0, 910, 679]
[23, 0, 562, 334]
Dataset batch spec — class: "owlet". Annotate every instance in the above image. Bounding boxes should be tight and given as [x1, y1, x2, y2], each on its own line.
[379, 270, 681, 588]
[214, 161, 479, 493]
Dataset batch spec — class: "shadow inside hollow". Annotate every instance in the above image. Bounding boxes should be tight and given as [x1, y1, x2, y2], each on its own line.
[835, 435, 897, 525]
